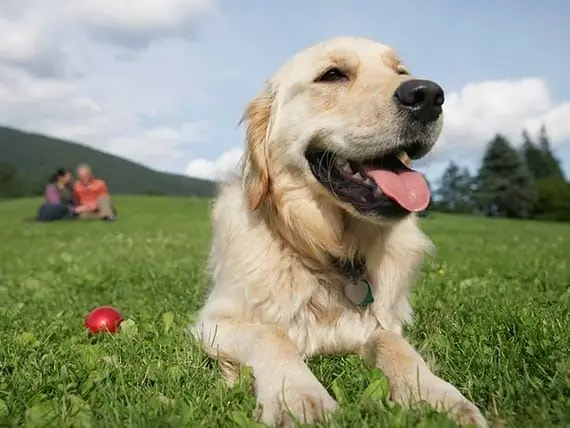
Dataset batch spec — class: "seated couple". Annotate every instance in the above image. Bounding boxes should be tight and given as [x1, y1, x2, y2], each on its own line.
[37, 164, 117, 222]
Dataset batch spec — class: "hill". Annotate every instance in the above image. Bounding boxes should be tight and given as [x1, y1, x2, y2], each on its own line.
[0, 126, 217, 197]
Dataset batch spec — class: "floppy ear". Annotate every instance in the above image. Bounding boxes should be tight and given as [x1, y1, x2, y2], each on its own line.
[241, 89, 274, 211]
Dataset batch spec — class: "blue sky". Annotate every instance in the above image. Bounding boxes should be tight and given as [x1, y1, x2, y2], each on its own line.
[1, 0, 569, 186]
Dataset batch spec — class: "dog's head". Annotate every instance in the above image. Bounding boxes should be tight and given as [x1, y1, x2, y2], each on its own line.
[242, 36, 444, 223]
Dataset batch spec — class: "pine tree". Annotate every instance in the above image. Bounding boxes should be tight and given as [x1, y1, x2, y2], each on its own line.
[435, 161, 475, 213]
[537, 125, 565, 180]
[521, 130, 549, 180]
[538, 124, 551, 153]
[477, 134, 538, 218]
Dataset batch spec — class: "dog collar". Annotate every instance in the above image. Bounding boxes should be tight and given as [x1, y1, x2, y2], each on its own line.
[345, 279, 374, 306]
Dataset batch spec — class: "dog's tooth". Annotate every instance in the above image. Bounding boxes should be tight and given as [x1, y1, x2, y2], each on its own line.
[341, 162, 353, 174]
[335, 157, 347, 166]
[352, 172, 364, 182]
[397, 150, 412, 167]
[363, 178, 374, 187]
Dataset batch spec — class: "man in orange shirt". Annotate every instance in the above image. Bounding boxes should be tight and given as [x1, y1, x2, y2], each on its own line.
[73, 164, 116, 221]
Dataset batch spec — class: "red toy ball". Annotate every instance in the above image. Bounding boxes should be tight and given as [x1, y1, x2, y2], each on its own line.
[84, 306, 124, 334]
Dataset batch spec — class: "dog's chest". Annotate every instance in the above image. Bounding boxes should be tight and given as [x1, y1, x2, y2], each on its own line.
[256, 269, 380, 357]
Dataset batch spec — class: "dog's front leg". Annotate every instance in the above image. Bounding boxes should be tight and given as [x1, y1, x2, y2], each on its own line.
[362, 329, 488, 428]
[195, 320, 338, 426]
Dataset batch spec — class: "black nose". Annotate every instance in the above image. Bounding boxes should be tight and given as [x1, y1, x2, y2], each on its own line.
[394, 79, 445, 123]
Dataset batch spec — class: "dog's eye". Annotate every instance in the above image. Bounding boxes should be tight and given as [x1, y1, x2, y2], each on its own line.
[396, 67, 409, 76]
[316, 68, 349, 83]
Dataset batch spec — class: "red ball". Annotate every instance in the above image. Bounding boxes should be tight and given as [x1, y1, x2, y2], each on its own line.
[84, 306, 124, 334]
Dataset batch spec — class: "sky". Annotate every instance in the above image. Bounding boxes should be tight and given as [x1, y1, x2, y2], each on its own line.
[1, 0, 569, 186]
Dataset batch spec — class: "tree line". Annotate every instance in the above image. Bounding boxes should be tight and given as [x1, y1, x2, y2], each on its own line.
[432, 125, 570, 222]
[0, 162, 45, 199]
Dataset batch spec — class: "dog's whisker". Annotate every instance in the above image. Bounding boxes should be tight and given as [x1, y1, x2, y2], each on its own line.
[326, 153, 340, 198]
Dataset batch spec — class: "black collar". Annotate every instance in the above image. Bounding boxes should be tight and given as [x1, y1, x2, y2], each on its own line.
[331, 254, 366, 279]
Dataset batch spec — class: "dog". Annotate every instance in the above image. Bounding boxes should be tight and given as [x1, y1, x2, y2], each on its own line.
[191, 36, 488, 428]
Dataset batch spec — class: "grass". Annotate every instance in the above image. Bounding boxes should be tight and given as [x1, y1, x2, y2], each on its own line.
[0, 196, 569, 428]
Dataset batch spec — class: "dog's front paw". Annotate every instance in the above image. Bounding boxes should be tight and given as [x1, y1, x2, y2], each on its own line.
[255, 376, 338, 427]
[391, 374, 488, 428]
[446, 399, 488, 428]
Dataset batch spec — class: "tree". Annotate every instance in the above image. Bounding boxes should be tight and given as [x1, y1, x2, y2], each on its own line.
[534, 179, 570, 222]
[0, 161, 31, 198]
[537, 125, 565, 180]
[477, 134, 538, 218]
[434, 161, 476, 213]
[521, 126, 565, 181]
[521, 130, 550, 180]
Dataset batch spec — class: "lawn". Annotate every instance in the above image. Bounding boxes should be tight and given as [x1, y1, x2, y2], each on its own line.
[0, 196, 569, 428]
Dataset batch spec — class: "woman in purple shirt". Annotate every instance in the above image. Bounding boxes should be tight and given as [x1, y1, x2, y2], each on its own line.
[36, 168, 78, 221]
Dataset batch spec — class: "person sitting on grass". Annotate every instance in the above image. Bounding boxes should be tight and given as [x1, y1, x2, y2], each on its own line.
[73, 164, 116, 221]
[36, 167, 79, 221]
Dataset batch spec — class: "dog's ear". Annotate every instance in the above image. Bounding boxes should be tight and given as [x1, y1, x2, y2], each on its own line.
[241, 88, 274, 211]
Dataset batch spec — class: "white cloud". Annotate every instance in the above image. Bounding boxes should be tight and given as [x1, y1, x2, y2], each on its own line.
[439, 78, 570, 152]
[66, 0, 216, 49]
[0, 64, 98, 133]
[0, 17, 45, 62]
[0, 0, 219, 173]
[0, 0, 218, 78]
[0, 62, 211, 171]
[104, 123, 211, 169]
[184, 78, 570, 180]
[185, 148, 244, 180]
[0, 0, 216, 54]
[0, 10, 68, 77]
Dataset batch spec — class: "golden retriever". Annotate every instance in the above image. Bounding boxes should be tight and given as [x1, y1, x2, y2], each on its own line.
[191, 36, 488, 428]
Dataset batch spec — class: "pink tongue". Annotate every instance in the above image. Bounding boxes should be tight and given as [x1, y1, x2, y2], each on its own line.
[364, 167, 430, 212]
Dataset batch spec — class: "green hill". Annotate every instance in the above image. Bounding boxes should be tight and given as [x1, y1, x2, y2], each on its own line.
[0, 126, 217, 197]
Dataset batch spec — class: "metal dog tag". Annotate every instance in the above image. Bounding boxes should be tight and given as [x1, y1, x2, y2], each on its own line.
[344, 278, 374, 307]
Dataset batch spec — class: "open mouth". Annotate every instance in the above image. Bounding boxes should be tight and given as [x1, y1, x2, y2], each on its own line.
[306, 146, 431, 218]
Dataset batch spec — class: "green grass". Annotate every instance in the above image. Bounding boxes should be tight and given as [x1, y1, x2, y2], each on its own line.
[0, 196, 569, 428]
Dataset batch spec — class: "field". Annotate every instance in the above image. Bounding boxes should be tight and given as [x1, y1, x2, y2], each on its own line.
[0, 196, 569, 428]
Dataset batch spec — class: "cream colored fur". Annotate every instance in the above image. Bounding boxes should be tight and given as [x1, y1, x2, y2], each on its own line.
[191, 36, 488, 428]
